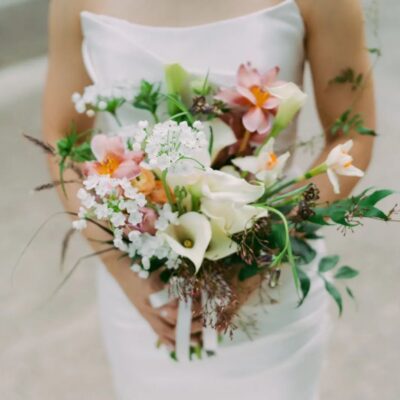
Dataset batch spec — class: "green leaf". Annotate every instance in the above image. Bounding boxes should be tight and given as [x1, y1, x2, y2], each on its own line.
[71, 142, 95, 162]
[268, 223, 287, 250]
[368, 47, 382, 56]
[165, 63, 190, 116]
[334, 266, 359, 280]
[297, 267, 311, 306]
[346, 286, 356, 301]
[324, 280, 343, 315]
[319, 255, 340, 273]
[133, 80, 161, 117]
[360, 189, 394, 207]
[239, 264, 260, 281]
[357, 126, 377, 136]
[290, 237, 317, 265]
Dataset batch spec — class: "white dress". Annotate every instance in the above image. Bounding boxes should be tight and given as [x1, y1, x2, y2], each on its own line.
[80, 1, 331, 399]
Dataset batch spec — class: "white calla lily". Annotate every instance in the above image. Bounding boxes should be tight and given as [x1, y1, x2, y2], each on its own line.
[201, 169, 265, 204]
[325, 140, 364, 194]
[220, 165, 241, 177]
[201, 198, 268, 235]
[162, 212, 212, 272]
[205, 220, 238, 260]
[203, 119, 237, 162]
[269, 82, 307, 134]
[232, 138, 290, 186]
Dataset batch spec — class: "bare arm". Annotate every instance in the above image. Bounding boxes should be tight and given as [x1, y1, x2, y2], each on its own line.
[300, 0, 375, 202]
[42, 0, 195, 347]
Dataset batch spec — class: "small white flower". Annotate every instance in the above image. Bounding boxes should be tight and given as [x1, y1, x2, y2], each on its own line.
[325, 140, 364, 194]
[71, 92, 81, 103]
[138, 270, 150, 279]
[98, 100, 108, 110]
[111, 212, 126, 227]
[77, 188, 95, 208]
[142, 257, 151, 270]
[232, 138, 290, 186]
[83, 175, 100, 190]
[94, 203, 110, 220]
[130, 263, 141, 273]
[72, 219, 87, 231]
[138, 120, 149, 129]
[128, 212, 143, 226]
[78, 207, 87, 219]
[86, 109, 96, 118]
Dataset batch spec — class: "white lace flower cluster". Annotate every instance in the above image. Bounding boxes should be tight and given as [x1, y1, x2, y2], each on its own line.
[72, 175, 181, 279]
[138, 120, 208, 172]
[72, 81, 136, 117]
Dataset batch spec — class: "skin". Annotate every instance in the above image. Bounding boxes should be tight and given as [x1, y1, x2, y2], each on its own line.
[43, 0, 375, 348]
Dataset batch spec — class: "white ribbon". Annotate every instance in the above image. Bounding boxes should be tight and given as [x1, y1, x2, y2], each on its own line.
[149, 289, 218, 361]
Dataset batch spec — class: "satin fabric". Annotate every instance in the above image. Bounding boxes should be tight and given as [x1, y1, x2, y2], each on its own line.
[81, 2, 331, 398]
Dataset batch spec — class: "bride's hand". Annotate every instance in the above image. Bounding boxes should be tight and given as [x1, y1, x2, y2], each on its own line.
[103, 254, 203, 349]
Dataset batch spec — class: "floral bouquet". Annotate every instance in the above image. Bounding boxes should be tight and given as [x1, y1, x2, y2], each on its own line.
[26, 62, 396, 361]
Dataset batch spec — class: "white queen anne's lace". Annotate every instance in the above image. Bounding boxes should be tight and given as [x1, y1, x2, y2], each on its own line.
[140, 120, 208, 172]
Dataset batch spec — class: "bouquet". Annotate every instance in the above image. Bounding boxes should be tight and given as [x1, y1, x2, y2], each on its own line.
[27, 62, 396, 361]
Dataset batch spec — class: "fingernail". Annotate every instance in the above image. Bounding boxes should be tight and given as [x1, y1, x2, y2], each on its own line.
[160, 310, 169, 318]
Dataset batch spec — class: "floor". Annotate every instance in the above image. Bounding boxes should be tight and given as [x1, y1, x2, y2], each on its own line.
[0, 1, 399, 399]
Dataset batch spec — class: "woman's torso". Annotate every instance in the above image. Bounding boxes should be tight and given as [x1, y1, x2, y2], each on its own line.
[80, 0, 305, 154]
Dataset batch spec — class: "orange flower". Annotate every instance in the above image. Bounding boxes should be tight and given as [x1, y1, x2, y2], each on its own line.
[131, 169, 156, 195]
[148, 181, 174, 204]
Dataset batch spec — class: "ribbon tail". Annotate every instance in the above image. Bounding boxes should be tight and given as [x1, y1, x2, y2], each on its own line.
[176, 297, 193, 362]
[201, 291, 219, 355]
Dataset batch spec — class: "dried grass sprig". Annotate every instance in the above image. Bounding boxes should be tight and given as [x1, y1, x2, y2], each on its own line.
[34, 179, 80, 192]
[23, 133, 56, 156]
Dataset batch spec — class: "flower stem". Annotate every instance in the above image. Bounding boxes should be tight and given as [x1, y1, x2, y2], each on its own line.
[266, 163, 328, 198]
[161, 169, 175, 209]
[111, 111, 123, 127]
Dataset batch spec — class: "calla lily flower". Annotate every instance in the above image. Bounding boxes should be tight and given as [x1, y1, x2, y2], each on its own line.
[268, 82, 307, 137]
[205, 220, 238, 260]
[201, 198, 268, 235]
[162, 212, 212, 272]
[202, 118, 237, 162]
[232, 138, 290, 186]
[215, 63, 284, 135]
[84, 134, 143, 179]
[201, 169, 265, 204]
[325, 140, 364, 194]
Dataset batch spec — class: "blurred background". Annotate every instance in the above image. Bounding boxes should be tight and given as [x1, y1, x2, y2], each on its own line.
[0, 0, 399, 399]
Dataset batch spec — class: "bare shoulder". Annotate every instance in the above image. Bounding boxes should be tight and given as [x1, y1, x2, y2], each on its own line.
[296, 0, 364, 32]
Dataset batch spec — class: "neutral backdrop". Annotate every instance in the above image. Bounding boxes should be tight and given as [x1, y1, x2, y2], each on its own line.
[1, 0, 399, 399]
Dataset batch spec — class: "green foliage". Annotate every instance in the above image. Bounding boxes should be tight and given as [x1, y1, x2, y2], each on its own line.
[268, 223, 286, 249]
[297, 266, 311, 306]
[174, 186, 189, 215]
[368, 47, 382, 57]
[317, 254, 359, 315]
[239, 263, 261, 281]
[309, 188, 393, 227]
[290, 237, 317, 265]
[329, 68, 364, 91]
[334, 266, 359, 279]
[325, 280, 343, 315]
[165, 63, 190, 117]
[132, 80, 161, 120]
[295, 221, 323, 240]
[330, 109, 377, 137]
[318, 255, 339, 273]
[104, 98, 126, 115]
[56, 125, 95, 195]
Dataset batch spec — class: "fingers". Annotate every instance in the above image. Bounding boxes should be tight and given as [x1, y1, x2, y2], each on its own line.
[190, 317, 203, 334]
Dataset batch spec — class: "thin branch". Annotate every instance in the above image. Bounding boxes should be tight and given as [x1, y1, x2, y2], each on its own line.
[23, 133, 56, 156]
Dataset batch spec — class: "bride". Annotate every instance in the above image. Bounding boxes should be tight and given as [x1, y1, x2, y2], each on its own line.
[43, 0, 375, 399]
